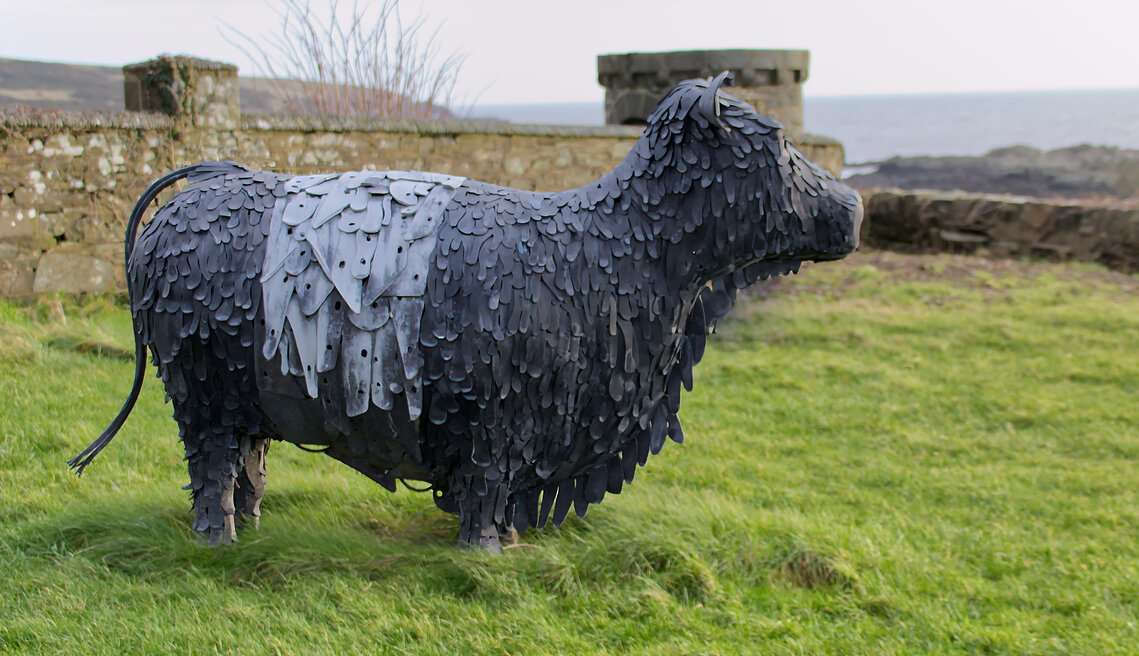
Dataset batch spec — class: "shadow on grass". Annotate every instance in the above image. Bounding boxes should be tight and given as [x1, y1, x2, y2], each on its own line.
[5, 492, 478, 588]
[6, 488, 878, 608]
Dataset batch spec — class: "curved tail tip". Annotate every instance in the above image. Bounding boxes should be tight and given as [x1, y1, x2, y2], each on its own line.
[66, 455, 91, 477]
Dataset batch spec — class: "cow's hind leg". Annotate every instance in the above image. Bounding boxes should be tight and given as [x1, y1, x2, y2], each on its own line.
[169, 338, 264, 546]
[180, 413, 242, 546]
[234, 436, 270, 530]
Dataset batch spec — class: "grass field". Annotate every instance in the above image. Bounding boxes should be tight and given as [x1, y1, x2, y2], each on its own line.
[1, 250, 1137, 655]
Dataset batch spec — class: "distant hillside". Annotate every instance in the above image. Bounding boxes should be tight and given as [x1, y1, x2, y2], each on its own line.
[0, 58, 123, 112]
[0, 56, 326, 115]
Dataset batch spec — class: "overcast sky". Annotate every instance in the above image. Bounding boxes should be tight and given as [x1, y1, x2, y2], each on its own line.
[3, 0, 1138, 104]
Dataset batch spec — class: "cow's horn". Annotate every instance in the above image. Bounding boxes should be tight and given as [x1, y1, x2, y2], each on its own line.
[700, 71, 735, 120]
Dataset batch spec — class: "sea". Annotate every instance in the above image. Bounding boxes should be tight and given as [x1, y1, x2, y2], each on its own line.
[472, 88, 1139, 166]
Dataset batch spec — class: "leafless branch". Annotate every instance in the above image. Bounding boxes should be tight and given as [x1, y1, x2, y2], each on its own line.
[222, 0, 469, 118]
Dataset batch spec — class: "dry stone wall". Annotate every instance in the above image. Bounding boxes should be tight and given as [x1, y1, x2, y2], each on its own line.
[861, 189, 1139, 273]
[0, 110, 844, 297]
[0, 114, 643, 296]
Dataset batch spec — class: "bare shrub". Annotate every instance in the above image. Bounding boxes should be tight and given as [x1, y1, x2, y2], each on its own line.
[223, 0, 468, 118]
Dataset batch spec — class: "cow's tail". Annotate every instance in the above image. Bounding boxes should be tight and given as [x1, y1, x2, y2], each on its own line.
[68, 161, 250, 476]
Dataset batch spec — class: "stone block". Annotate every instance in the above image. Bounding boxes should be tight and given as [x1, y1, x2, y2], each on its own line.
[0, 194, 46, 241]
[0, 263, 34, 296]
[503, 157, 529, 177]
[92, 242, 127, 289]
[11, 186, 39, 208]
[65, 210, 116, 243]
[32, 250, 115, 294]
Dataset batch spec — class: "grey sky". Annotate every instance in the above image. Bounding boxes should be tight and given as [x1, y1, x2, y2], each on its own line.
[2, 0, 1138, 104]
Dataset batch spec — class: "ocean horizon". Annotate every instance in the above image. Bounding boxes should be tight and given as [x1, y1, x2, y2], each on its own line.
[472, 88, 1139, 164]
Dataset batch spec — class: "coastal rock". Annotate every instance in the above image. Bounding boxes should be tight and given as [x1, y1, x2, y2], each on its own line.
[848, 145, 1139, 200]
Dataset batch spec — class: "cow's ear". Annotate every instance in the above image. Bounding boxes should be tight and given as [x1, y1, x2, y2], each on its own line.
[699, 71, 735, 126]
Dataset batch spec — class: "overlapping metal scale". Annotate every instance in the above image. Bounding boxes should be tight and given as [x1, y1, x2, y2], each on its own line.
[260, 170, 465, 421]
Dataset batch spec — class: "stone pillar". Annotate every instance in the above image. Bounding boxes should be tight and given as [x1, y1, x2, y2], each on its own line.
[597, 49, 810, 139]
[123, 55, 240, 129]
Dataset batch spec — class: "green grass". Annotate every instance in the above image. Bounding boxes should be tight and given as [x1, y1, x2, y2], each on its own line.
[1, 251, 1137, 655]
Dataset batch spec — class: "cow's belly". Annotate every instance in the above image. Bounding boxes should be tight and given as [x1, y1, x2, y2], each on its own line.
[257, 386, 434, 485]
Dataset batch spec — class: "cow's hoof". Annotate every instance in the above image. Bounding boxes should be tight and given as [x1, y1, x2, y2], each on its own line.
[477, 535, 503, 554]
[500, 524, 519, 547]
[199, 515, 238, 546]
[236, 513, 260, 531]
[462, 526, 503, 554]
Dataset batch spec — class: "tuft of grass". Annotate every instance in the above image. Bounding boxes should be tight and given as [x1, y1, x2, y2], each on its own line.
[45, 336, 134, 361]
[1, 251, 1138, 654]
[766, 537, 862, 592]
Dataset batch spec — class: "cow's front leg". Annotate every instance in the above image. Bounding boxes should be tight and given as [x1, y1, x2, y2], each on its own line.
[233, 436, 270, 530]
[456, 493, 506, 554]
[454, 464, 511, 554]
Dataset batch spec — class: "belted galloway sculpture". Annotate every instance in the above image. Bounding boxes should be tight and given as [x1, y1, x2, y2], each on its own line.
[70, 74, 862, 550]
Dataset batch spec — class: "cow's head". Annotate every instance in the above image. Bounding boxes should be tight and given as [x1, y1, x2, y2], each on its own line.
[624, 73, 862, 284]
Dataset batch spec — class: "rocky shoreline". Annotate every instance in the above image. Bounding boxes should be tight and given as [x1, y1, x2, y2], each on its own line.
[845, 145, 1139, 201]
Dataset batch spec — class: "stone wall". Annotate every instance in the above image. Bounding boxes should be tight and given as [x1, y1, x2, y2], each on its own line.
[0, 112, 645, 296]
[0, 110, 845, 297]
[861, 189, 1139, 273]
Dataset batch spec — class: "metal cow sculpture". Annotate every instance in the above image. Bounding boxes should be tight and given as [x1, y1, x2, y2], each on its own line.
[70, 74, 862, 550]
